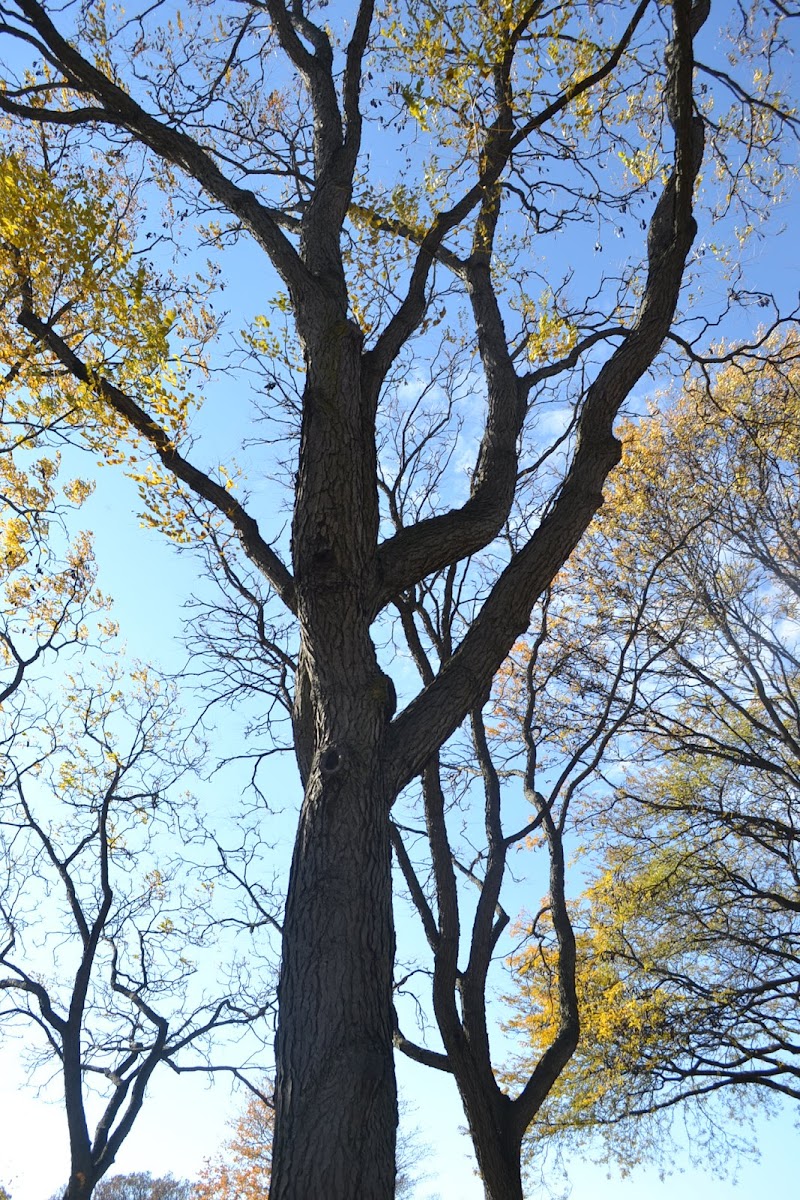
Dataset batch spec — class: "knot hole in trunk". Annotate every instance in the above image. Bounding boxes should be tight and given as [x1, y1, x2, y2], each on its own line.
[319, 745, 344, 777]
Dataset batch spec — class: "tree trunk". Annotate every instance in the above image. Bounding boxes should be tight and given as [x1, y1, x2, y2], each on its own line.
[63, 1172, 96, 1200]
[62, 1027, 99, 1200]
[270, 315, 398, 1198]
[271, 744, 397, 1198]
[463, 1096, 524, 1200]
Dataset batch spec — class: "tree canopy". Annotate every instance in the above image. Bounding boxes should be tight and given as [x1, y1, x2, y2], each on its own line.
[51, 1175, 193, 1200]
[504, 337, 800, 1179]
[195, 1090, 274, 1200]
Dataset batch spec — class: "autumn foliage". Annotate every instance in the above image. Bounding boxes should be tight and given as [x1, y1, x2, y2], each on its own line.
[503, 337, 800, 1174]
[195, 1093, 273, 1200]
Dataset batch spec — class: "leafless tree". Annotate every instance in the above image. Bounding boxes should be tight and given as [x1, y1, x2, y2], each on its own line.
[0, 659, 273, 1200]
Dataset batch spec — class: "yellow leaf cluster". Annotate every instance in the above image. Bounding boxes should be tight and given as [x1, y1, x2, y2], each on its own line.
[0, 142, 214, 542]
[195, 1090, 274, 1200]
[521, 290, 579, 365]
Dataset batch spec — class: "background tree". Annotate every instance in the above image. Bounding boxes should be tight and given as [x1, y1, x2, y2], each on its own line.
[504, 336, 800, 1179]
[388, 442, 679, 1196]
[0, 429, 100, 707]
[50, 1175, 193, 1200]
[195, 1088, 274, 1200]
[0, 1, 796, 1196]
[0, 636, 272, 1200]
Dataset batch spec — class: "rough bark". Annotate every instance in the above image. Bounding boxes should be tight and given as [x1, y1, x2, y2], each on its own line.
[269, 307, 401, 1195]
[272, 744, 396, 1197]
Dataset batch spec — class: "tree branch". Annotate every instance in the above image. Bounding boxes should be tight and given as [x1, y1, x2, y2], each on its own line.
[16, 306, 297, 612]
[2, 0, 314, 301]
[385, 0, 707, 797]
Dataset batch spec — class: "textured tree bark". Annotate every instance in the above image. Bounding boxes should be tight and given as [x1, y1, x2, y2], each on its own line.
[271, 316, 398, 1198]
[466, 1103, 524, 1200]
[64, 1180, 89, 1200]
[271, 745, 397, 1198]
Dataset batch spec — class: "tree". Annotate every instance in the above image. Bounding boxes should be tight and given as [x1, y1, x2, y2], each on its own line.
[504, 338, 800, 1177]
[0, 651, 273, 1200]
[390, 606, 582, 1200]
[0, 354, 275, 1200]
[0, 1, 795, 1195]
[95, 1175, 193, 1200]
[0, 454, 273, 1200]
[195, 1089, 274, 1200]
[0, 439, 100, 707]
[51, 1175, 193, 1200]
